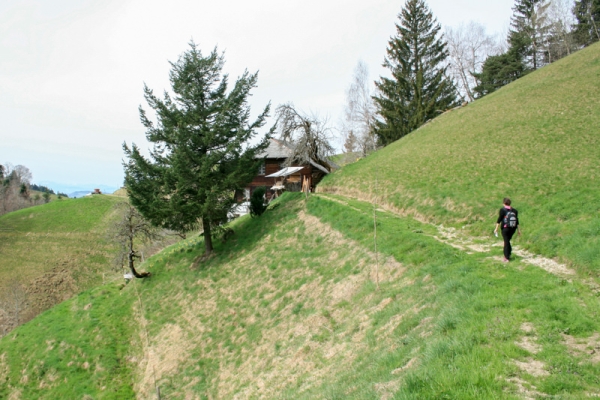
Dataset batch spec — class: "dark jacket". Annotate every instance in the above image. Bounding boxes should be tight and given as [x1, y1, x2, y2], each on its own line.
[497, 206, 519, 229]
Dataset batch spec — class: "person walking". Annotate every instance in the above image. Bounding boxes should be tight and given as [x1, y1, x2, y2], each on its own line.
[494, 197, 521, 262]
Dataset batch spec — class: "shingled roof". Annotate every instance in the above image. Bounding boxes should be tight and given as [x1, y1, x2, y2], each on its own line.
[256, 138, 293, 159]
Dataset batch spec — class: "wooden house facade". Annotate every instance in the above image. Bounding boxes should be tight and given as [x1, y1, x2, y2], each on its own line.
[236, 138, 337, 202]
[236, 139, 309, 201]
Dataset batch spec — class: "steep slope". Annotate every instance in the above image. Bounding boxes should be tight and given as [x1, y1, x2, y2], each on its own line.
[3, 42, 600, 400]
[2, 193, 600, 399]
[0, 195, 124, 332]
[320, 42, 600, 274]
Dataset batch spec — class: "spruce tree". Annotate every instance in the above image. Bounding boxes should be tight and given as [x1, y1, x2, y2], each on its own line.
[472, 0, 549, 97]
[573, 0, 600, 46]
[123, 43, 271, 255]
[509, 0, 551, 70]
[472, 44, 528, 97]
[373, 0, 457, 146]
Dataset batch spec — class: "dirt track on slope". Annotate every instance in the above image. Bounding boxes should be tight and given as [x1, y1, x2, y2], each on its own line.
[314, 192, 576, 278]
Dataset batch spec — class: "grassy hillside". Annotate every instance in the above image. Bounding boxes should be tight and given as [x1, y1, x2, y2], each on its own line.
[3, 40, 600, 400]
[0, 195, 124, 330]
[2, 193, 600, 398]
[319, 42, 600, 274]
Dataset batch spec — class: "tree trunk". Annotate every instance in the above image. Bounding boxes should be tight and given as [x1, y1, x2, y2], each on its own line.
[128, 250, 150, 278]
[203, 217, 213, 255]
[128, 236, 150, 278]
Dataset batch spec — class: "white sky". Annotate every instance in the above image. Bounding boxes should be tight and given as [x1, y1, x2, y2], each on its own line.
[0, 0, 514, 190]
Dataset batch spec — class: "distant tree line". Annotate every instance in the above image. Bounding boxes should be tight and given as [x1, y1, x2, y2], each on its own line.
[1, 163, 65, 216]
[339, 0, 598, 150]
[30, 184, 55, 194]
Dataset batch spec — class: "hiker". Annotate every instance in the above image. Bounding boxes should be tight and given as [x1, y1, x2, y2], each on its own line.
[494, 197, 521, 262]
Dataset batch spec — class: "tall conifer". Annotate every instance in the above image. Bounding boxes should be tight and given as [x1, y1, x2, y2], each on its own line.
[123, 43, 270, 255]
[509, 0, 552, 70]
[573, 0, 600, 46]
[373, 0, 457, 146]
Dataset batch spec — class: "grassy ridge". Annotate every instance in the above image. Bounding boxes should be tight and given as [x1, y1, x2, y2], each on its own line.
[0, 195, 126, 333]
[319, 42, 600, 274]
[0, 195, 123, 284]
[3, 193, 599, 398]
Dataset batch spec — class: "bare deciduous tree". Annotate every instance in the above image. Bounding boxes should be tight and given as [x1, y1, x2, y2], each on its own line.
[1, 163, 35, 216]
[341, 61, 377, 156]
[275, 103, 335, 174]
[445, 22, 500, 102]
[110, 202, 159, 278]
[0, 280, 28, 336]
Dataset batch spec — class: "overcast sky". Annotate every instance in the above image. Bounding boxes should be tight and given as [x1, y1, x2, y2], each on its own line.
[0, 0, 515, 191]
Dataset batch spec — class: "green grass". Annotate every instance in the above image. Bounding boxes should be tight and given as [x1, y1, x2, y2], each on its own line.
[3, 43, 600, 399]
[3, 193, 599, 398]
[0, 195, 127, 331]
[0, 195, 124, 283]
[319, 42, 600, 275]
[0, 281, 137, 399]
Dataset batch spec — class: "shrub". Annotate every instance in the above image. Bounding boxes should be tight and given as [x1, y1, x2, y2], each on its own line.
[249, 187, 267, 218]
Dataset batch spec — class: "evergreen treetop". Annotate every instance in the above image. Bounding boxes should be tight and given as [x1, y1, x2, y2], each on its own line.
[509, 0, 552, 70]
[373, 0, 457, 146]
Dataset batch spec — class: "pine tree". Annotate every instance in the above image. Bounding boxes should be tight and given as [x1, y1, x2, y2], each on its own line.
[373, 0, 457, 146]
[123, 43, 271, 255]
[573, 0, 600, 46]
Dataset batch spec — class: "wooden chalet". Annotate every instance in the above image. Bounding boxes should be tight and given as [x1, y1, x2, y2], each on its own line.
[238, 138, 334, 201]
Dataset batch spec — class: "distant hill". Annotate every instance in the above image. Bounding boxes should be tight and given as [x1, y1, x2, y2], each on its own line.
[37, 181, 119, 198]
[69, 190, 93, 198]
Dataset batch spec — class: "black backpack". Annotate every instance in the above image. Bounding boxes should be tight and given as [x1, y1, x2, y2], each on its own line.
[504, 209, 517, 228]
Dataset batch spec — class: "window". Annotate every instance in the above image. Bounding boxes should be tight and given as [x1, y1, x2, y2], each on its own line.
[258, 161, 266, 175]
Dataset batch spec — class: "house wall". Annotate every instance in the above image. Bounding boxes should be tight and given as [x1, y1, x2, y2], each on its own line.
[236, 158, 313, 202]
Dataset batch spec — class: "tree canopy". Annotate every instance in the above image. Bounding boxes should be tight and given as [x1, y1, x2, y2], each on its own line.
[373, 0, 458, 146]
[123, 43, 271, 254]
[573, 0, 600, 46]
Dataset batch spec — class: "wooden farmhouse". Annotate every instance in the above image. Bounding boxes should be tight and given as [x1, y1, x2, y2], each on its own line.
[238, 138, 335, 201]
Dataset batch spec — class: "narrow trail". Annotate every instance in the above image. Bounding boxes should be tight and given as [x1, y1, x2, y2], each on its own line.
[315, 193, 577, 278]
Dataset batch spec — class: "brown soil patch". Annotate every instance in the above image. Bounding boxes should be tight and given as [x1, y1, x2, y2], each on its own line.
[562, 332, 600, 363]
[7, 388, 22, 400]
[375, 378, 401, 400]
[138, 323, 191, 398]
[516, 336, 542, 355]
[0, 352, 7, 383]
[25, 266, 78, 315]
[515, 323, 542, 354]
[507, 377, 546, 400]
[391, 357, 418, 375]
[513, 248, 575, 276]
[514, 357, 549, 377]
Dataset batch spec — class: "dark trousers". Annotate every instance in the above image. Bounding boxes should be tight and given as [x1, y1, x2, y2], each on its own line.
[501, 228, 516, 260]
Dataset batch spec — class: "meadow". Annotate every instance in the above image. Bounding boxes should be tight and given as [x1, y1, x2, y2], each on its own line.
[2, 193, 600, 398]
[2, 40, 600, 400]
[319, 42, 600, 275]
